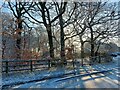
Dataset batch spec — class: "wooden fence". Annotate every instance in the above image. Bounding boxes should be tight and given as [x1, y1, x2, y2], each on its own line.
[89, 55, 112, 64]
[2, 55, 112, 73]
[2, 59, 51, 73]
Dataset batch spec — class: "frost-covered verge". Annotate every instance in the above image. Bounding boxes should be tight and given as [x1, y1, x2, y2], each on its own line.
[2, 56, 120, 88]
[2, 67, 76, 87]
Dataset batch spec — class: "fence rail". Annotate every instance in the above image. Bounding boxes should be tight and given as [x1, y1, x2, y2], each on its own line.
[2, 55, 112, 73]
[2, 59, 51, 73]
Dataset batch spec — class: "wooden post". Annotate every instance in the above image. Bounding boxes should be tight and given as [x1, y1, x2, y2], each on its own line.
[48, 59, 50, 68]
[98, 56, 101, 63]
[81, 58, 83, 66]
[73, 59, 74, 68]
[89, 56, 92, 65]
[30, 60, 33, 71]
[6, 61, 8, 73]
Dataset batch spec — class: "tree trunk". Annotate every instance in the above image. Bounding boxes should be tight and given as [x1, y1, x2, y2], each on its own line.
[91, 42, 94, 57]
[59, 15, 66, 64]
[46, 25, 54, 59]
[95, 44, 100, 56]
[90, 26, 94, 57]
[81, 42, 84, 66]
[16, 18, 22, 59]
[2, 40, 6, 60]
[89, 26, 95, 64]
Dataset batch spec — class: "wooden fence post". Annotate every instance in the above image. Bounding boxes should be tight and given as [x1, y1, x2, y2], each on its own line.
[73, 60, 74, 68]
[48, 59, 50, 68]
[89, 57, 92, 65]
[6, 61, 8, 73]
[81, 58, 83, 66]
[30, 60, 33, 71]
[98, 56, 101, 63]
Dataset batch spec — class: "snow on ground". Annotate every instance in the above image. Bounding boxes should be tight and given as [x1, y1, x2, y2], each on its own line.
[2, 56, 120, 89]
[2, 67, 76, 86]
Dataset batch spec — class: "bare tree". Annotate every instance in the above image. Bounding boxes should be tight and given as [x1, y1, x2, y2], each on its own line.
[7, 2, 33, 59]
[87, 2, 119, 58]
[74, 2, 120, 58]
[62, 2, 119, 65]
[54, 2, 77, 64]
[21, 1, 67, 59]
